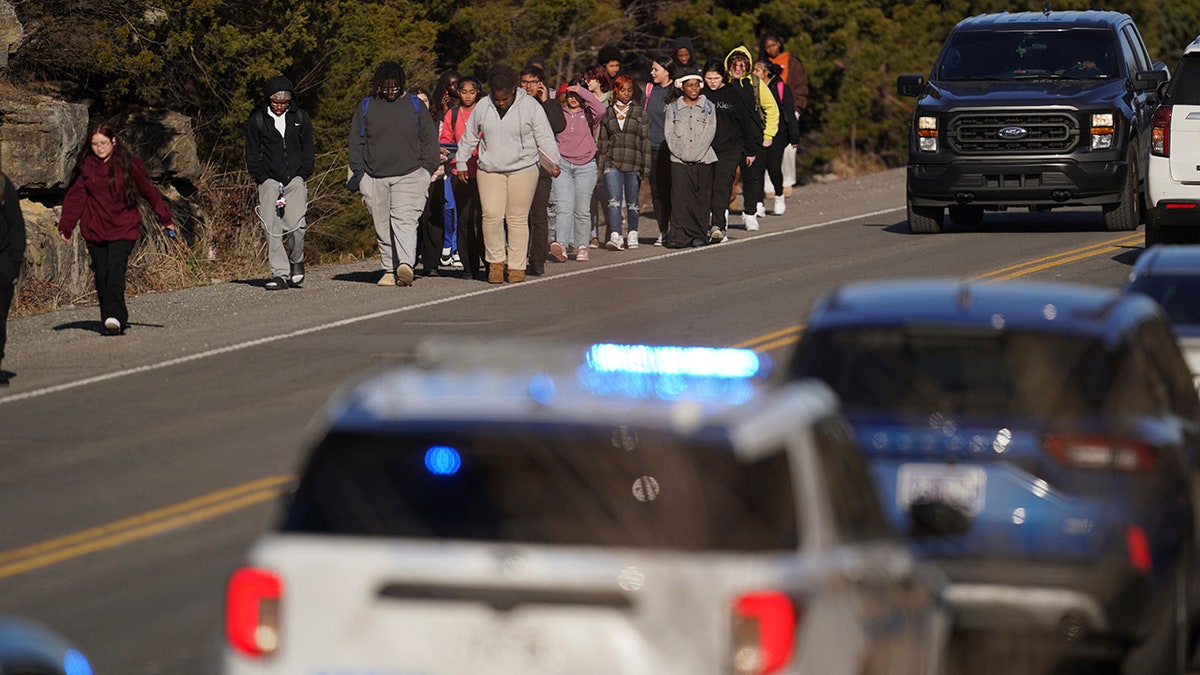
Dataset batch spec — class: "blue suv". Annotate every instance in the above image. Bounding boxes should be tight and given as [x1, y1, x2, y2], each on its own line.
[787, 279, 1200, 673]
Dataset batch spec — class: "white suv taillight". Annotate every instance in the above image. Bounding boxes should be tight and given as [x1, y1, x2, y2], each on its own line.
[731, 591, 799, 675]
[1044, 433, 1156, 471]
[226, 567, 283, 658]
[1152, 106, 1172, 157]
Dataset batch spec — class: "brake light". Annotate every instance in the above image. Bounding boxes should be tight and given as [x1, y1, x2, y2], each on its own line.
[226, 567, 282, 658]
[1127, 525, 1153, 573]
[731, 591, 799, 675]
[1043, 433, 1156, 471]
[1152, 106, 1172, 157]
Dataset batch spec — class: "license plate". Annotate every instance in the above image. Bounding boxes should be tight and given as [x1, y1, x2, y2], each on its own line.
[466, 626, 546, 670]
[897, 464, 986, 516]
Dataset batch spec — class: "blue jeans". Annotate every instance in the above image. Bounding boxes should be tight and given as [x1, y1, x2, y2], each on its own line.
[552, 158, 597, 249]
[603, 168, 640, 236]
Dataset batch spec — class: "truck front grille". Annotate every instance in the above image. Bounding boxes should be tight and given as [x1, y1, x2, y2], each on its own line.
[948, 113, 1080, 154]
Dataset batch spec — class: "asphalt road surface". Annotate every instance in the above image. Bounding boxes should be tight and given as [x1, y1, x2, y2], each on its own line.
[0, 168, 1146, 673]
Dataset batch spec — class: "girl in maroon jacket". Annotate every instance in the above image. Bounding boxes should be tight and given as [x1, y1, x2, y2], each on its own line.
[58, 123, 176, 335]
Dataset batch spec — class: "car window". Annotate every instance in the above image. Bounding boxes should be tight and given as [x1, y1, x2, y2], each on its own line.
[937, 29, 1117, 80]
[793, 328, 1111, 421]
[1136, 319, 1200, 420]
[1121, 24, 1151, 72]
[811, 416, 890, 542]
[1117, 27, 1142, 78]
[282, 424, 800, 551]
[1169, 55, 1200, 105]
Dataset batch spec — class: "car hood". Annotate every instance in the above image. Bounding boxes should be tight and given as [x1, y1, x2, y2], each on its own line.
[920, 79, 1127, 110]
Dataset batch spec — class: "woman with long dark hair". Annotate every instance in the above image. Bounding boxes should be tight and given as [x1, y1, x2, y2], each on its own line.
[57, 123, 176, 335]
[645, 55, 675, 245]
[443, 75, 484, 278]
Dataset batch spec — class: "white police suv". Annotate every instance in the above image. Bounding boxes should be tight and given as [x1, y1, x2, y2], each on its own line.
[219, 341, 951, 675]
[1148, 35, 1200, 245]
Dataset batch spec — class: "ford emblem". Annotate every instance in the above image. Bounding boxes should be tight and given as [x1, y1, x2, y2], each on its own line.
[998, 126, 1028, 140]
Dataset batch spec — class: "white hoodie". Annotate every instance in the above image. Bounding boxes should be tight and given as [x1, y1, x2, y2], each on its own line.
[455, 88, 561, 175]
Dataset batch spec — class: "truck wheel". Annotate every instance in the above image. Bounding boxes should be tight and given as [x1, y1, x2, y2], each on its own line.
[949, 205, 984, 226]
[1103, 153, 1140, 231]
[908, 199, 944, 234]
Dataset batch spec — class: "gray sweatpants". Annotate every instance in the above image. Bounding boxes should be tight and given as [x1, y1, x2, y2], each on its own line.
[258, 177, 307, 278]
[359, 169, 430, 271]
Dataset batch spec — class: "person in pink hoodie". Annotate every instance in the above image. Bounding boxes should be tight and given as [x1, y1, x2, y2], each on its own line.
[551, 81, 605, 261]
[57, 123, 176, 336]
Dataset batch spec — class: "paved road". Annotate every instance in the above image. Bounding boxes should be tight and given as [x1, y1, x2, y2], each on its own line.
[0, 168, 1143, 673]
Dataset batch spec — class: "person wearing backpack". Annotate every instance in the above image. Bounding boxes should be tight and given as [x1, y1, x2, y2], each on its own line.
[753, 60, 800, 215]
[704, 58, 761, 243]
[724, 45, 779, 231]
[347, 61, 440, 287]
[551, 81, 605, 260]
[245, 75, 314, 291]
[443, 75, 483, 279]
[760, 32, 809, 195]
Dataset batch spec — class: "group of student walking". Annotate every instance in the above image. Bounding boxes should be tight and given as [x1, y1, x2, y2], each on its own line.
[345, 34, 808, 286]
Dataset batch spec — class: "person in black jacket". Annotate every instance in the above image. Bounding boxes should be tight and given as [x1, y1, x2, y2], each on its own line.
[0, 171, 25, 385]
[753, 60, 800, 215]
[703, 58, 761, 243]
[246, 75, 315, 290]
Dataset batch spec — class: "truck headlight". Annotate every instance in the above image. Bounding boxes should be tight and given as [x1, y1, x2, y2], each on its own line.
[917, 116, 938, 152]
[1091, 113, 1115, 150]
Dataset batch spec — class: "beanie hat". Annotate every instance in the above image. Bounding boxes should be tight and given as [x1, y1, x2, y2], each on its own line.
[598, 44, 622, 65]
[264, 75, 294, 101]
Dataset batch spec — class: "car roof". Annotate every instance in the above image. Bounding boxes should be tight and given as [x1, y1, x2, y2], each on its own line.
[318, 341, 838, 444]
[953, 10, 1131, 31]
[1185, 35, 1200, 56]
[1129, 244, 1200, 279]
[804, 279, 1158, 338]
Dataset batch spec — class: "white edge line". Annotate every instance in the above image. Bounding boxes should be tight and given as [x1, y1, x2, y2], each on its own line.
[0, 206, 904, 406]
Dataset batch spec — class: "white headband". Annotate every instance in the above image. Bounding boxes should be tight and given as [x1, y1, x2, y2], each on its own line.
[674, 74, 702, 89]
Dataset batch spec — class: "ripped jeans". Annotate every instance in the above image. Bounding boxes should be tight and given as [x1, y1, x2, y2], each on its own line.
[602, 168, 640, 236]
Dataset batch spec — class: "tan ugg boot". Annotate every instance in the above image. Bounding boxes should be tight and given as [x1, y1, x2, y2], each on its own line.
[507, 269, 525, 283]
[487, 262, 505, 284]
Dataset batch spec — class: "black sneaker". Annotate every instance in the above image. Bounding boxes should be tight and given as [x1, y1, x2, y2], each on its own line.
[265, 276, 288, 291]
[290, 262, 305, 287]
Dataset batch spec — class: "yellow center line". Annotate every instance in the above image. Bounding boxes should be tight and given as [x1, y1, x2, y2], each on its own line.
[973, 233, 1142, 281]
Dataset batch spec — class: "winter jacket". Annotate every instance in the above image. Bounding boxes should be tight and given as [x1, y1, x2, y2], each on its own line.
[705, 84, 761, 157]
[555, 87, 606, 165]
[348, 93, 440, 180]
[441, 104, 478, 177]
[596, 100, 652, 173]
[0, 175, 24, 285]
[245, 104, 315, 185]
[456, 88, 561, 175]
[724, 46, 780, 143]
[58, 154, 173, 245]
[664, 95, 717, 165]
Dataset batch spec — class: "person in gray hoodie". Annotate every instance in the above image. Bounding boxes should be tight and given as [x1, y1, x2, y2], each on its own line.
[455, 64, 561, 284]
[662, 69, 717, 248]
[347, 61, 440, 287]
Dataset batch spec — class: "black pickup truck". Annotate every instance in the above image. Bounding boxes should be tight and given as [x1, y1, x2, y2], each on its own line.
[897, 10, 1169, 233]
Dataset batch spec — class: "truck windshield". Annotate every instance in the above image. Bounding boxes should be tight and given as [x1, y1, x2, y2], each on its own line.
[938, 29, 1118, 81]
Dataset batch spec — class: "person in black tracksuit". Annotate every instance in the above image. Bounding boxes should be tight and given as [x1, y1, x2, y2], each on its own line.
[245, 75, 315, 290]
[703, 58, 761, 241]
[0, 171, 24, 385]
[753, 60, 801, 215]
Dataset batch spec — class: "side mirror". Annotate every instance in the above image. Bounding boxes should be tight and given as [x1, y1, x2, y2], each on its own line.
[908, 500, 971, 537]
[898, 74, 926, 98]
[1135, 69, 1168, 92]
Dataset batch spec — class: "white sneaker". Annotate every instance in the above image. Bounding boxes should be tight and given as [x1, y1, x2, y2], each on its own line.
[654, 233, 664, 246]
[626, 232, 639, 249]
[449, 252, 464, 271]
[773, 196, 786, 215]
[607, 231, 624, 250]
[744, 214, 760, 231]
[708, 226, 726, 244]
[104, 317, 122, 335]
[755, 202, 766, 218]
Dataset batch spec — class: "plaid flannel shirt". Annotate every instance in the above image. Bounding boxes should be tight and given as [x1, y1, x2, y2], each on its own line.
[596, 102, 652, 174]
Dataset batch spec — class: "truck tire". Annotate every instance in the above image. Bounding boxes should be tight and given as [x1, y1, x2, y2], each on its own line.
[908, 198, 944, 234]
[1103, 152, 1140, 232]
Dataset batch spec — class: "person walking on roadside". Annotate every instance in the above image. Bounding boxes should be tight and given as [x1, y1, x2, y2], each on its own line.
[596, 75, 651, 251]
[455, 64, 560, 284]
[725, 45, 779, 231]
[704, 58, 761, 243]
[245, 75, 314, 291]
[645, 55, 676, 245]
[412, 87, 451, 277]
[551, 80, 605, 261]
[519, 65, 566, 276]
[58, 123, 176, 336]
[753, 60, 800, 216]
[760, 32, 809, 196]
[347, 61, 440, 287]
[662, 69, 717, 248]
[0, 170, 24, 385]
[443, 75, 484, 279]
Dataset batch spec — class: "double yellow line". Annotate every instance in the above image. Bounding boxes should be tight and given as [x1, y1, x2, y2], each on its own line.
[0, 233, 1145, 580]
[0, 475, 293, 581]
